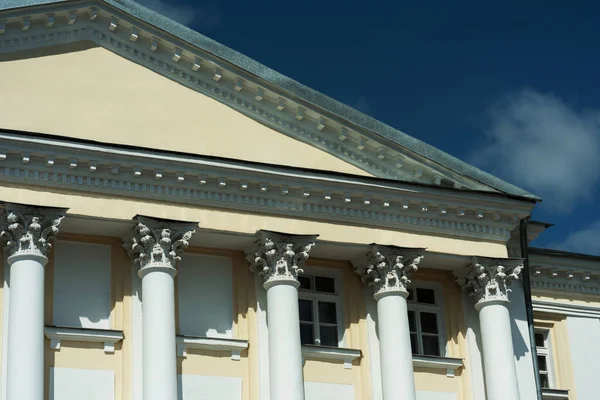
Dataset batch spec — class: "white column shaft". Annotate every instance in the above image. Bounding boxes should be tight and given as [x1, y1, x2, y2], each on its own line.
[141, 268, 178, 400]
[478, 302, 520, 400]
[6, 254, 47, 400]
[376, 293, 416, 400]
[266, 282, 305, 400]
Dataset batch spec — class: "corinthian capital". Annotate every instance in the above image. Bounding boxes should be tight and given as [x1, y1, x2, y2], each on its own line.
[123, 216, 197, 271]
[246, 230, 318, 287]
[0, 203, 67, 258]
[354, 244, 425, 298]
[455, 257, 523, 308]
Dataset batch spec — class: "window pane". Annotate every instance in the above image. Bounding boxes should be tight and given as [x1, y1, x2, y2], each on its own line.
[315, 276, 336, 293]
[535, 332, 545, 348]
[408, 310, 416, 332]
[423, 335, 440, 356]
[420, 312, 439, 334]
[410, 333, 419, 354]
[318, 301, 337, 324]
[407, 289, 415, 301]
[537, 355, 547, 371]
[300, 323, 314, 345]
[298, 275, 312, 290]
[416, 288, 436, 305]
[319, 325, 338, 347]
[539, 373, 550, 389]
[299, 299, 313, 322]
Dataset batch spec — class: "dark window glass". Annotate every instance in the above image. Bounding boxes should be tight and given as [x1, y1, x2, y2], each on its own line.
[422, 335, 440, 356]
[535, 332, 545, 348]
[298, 275, 312, 290]
[539, 373, 550, 388]
[319, 325, 338, 346]
[410, 333, 419, 354]
[416, 288, 436, 305]
[300, 323, 314, 345]
[406, 288, 415, 301]
[408, 311, 416, 332]
[420, 312, 438, 334]
[315, 276, 336, 293]
[299, 299, 313, 322]
[318, 301, 337, 324]
[537, 355, 547, 371]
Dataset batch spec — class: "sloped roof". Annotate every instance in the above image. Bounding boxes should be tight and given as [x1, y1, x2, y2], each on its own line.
[0, 0, 541, 202]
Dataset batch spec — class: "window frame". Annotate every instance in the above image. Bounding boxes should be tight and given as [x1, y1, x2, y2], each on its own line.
[535, 328, 556, 389]
[297, 266, 345, 348]
[406, 280, 447, 357]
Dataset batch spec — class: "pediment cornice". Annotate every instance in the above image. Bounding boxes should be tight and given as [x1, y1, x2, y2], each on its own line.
[0, 2, 513, 195]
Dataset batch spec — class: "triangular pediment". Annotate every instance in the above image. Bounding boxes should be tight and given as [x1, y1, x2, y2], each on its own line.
[0, 1, 539, 200]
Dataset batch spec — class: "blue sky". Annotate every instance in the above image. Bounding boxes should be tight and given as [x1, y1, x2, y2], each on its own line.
[138, 0, 600, 255]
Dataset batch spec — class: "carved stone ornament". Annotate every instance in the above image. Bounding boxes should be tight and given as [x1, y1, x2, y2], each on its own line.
[354, 244, 425, 298]
[0, 203, 67, 258]
[123, 216, 197, 271]
[246, 230, 318, 287]
[456, 257, 524, 308]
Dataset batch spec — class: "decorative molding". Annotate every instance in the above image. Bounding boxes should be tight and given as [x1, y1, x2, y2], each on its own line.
[412, 355, 463, 378]
[455, 257, 524, 308]
[246, 230, 318, 287]
[532, 300, 600, 318]
[353, 244, 425, 297]
[530, 262, 600, 295]
[44, 326, 124, 353]
[0, 4, 503, 194]
[122, 215, 196, 273]
[0, 131, 529, 243]
[175, 336, 248, 361]
[0, 203, 66, 258]
[301, 345, 361, 369]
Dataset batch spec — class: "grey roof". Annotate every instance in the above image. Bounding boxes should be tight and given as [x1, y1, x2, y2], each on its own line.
[0, 0, 541, 202]
[530, 247, 600, 262]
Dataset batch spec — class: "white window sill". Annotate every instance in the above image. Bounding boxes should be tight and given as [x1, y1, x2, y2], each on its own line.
[176, 335, 249, 361]
[542, 388, 569, 400]
[302, 345, 361, 369]
[45, 326, 124, 354]
[412, 355, 463, 377]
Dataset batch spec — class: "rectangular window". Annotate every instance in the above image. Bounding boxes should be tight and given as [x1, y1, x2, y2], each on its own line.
[535, 330, 553, 389]
[298, 272, 342, 347]
[407, 286, 443, 356]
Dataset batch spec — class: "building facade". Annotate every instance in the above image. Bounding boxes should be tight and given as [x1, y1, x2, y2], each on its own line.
[0, 1, 597, 400]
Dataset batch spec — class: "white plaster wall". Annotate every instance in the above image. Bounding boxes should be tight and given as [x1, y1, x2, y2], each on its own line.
[566, 316, 600, 400]
[177, 254, 233, 338]
[177, 374, 242, 400]
[416, 391, 456, 400]
[507, 282, 537, 400]
[53, 241, 111, 329]
[304, 382, 354, 400]
[49, 367, 115, 400]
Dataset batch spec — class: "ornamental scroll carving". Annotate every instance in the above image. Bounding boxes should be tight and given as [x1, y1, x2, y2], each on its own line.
[123, 216, 197, 270]
[456, 257, 524, 306]
[246, 230, 318, 285]
[0, 204, 66, 258]
[354, 244, 425, 296]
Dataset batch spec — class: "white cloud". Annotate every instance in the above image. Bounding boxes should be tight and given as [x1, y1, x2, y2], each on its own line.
[136, 0, 221, 28]
[551, 221, 600, 256]
[471, 89, 600, 212]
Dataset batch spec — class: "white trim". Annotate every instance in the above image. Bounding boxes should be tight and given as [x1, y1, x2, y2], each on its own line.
[301, 345, 361, 369]
[44, 326, 123, 353]
[412, 355, 463, 377]
[175, 336, 248, 361]
[532, 300, 600, 318]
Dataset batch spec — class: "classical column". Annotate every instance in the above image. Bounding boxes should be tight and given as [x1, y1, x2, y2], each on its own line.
[246, 230, 318, 400]
[123, 216, 197, 400]
[354, 244, 425, 400]
[0, 203, 66, 400]
[456, 257, 524, 400]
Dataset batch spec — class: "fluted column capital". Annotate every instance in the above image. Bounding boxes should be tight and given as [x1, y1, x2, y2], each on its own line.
[0, 203, 67, 261]
[123, 215, 197, 277]
[455, 257, 524, 309]
[246, 230, 318, 289]
[354, 244, 425, 300]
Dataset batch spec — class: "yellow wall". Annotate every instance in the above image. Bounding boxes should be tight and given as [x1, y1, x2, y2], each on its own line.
[0, 45, 371, 178]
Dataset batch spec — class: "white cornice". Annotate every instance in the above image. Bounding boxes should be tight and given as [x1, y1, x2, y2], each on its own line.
[0, 3, 502, 194]
[530, 259, 600, 295]
[532, 300, 600, 319]
[45, 326, 124, 353]
[301, 345, 361, 369]
[0, 131, 532, 242]
[412, 355, 463, 378]
[176, 336, 248, 361]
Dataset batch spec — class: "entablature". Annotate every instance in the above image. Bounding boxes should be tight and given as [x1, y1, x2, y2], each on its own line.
[530, 251, 600, 295]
